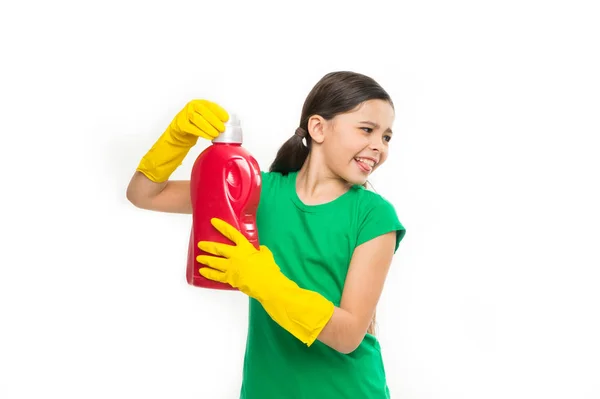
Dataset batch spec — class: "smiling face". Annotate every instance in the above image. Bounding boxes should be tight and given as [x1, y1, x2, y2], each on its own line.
[308, 99, 395, 186]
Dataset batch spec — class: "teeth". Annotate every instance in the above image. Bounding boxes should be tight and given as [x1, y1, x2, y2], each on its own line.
[355, 157, 375, 167]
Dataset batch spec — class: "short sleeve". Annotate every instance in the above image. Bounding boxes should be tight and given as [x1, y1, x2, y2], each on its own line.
[356, 195, 406, 253]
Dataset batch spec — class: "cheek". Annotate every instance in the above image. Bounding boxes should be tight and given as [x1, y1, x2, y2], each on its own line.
[325, 141, 349, 166]
[330, 136, 356, 159]
[377, 150, 389, 167]
[327, 130, 369, 163]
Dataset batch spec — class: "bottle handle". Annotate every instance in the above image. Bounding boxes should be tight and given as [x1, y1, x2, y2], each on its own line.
[224, 158, 259, 248]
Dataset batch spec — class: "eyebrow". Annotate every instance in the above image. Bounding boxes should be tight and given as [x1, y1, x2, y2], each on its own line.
[359, 120, 393, 134]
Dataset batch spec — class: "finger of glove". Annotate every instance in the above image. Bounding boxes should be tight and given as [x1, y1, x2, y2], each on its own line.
[192, 101, 226, 133]
[196, 255, 229, 272]
[187, 113, 220, 139]
[199, 267, 227, 283]
[198, 241, 235, 258]
[200, 100, 229, 124]
[172, 116, 210, 140]
[210, 218, 251, 248]
[169, 107, 205, 138]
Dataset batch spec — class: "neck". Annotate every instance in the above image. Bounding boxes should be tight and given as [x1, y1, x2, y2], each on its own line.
[295, 153, 352, 205]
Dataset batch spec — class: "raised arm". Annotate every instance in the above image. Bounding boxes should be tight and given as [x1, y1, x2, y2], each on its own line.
[125, 99, 229, 214]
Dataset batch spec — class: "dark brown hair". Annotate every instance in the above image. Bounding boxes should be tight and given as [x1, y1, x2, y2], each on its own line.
[269, 71, 393, 335]
[269, 71, 394, 174]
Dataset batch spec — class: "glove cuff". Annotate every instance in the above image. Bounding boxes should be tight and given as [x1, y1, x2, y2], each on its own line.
[136, 129, 199, 182]
[257, 274, 335, 346]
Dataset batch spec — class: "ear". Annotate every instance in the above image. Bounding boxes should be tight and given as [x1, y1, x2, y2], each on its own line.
[307, 115, 327, 144]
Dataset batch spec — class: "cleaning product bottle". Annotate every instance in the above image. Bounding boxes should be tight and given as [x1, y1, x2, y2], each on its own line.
[186, 113, 262, 290]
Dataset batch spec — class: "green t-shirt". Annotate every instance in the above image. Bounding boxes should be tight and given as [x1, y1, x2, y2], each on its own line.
[240, 170, 406, 399]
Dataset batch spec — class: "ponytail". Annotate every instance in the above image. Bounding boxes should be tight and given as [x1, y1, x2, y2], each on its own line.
[269, 127, 310, 174]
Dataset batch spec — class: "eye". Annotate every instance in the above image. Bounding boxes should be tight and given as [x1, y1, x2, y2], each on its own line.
[384, 135, 392, 143]
[361, 127, 373, 133]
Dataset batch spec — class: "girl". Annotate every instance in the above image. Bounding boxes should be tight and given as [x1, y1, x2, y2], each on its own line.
[127, 71, 406, 398]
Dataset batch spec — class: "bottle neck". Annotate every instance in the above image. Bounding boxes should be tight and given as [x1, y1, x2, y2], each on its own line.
[212, 142, 242, 146]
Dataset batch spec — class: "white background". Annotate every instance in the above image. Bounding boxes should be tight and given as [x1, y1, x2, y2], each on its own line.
[1, 0, 599, 398]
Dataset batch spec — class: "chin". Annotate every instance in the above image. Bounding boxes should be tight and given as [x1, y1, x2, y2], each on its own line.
[335, 164, 372, 186]
[341, 173, 369, 187]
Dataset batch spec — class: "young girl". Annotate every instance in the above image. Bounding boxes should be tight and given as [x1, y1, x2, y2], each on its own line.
[127, 71, 406, 398]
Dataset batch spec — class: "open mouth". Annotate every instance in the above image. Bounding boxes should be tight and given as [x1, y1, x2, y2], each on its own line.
[354, 157, 376, 173]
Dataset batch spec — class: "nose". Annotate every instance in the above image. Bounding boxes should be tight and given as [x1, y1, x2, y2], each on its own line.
[369, 133, 385, 152]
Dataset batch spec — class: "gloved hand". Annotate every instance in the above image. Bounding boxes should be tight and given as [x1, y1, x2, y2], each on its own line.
[136, 99, 229, 182]
[197, 218, 335, 346]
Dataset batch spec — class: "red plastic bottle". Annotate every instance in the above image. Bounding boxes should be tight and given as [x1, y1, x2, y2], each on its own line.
[186, 113, 262, 290]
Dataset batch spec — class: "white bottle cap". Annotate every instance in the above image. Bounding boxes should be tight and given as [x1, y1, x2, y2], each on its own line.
[212, 113, 243, 144]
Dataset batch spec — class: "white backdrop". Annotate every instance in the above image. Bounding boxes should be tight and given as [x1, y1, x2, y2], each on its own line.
[1, 0, 599, 398]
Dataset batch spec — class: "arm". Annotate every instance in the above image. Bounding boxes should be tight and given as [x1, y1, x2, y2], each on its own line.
[126, 171, 192, 214]
[196, 219, 399, 354]
[316, 231, 396, 354]
[125, 99, 229, 214]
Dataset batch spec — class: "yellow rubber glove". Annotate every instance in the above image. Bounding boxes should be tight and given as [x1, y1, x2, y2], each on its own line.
[136, 100, 229, 182]
[196, 218, 335, 346]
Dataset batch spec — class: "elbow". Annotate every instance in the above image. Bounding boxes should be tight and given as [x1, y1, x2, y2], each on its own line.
[331, 334, 363, 355]
[317, 308, 366, 354]
[126, 182, 146, 209]
[125, 170, 147, 208]
[125, 185, 139, 207]
[339, 339, 362, 355]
